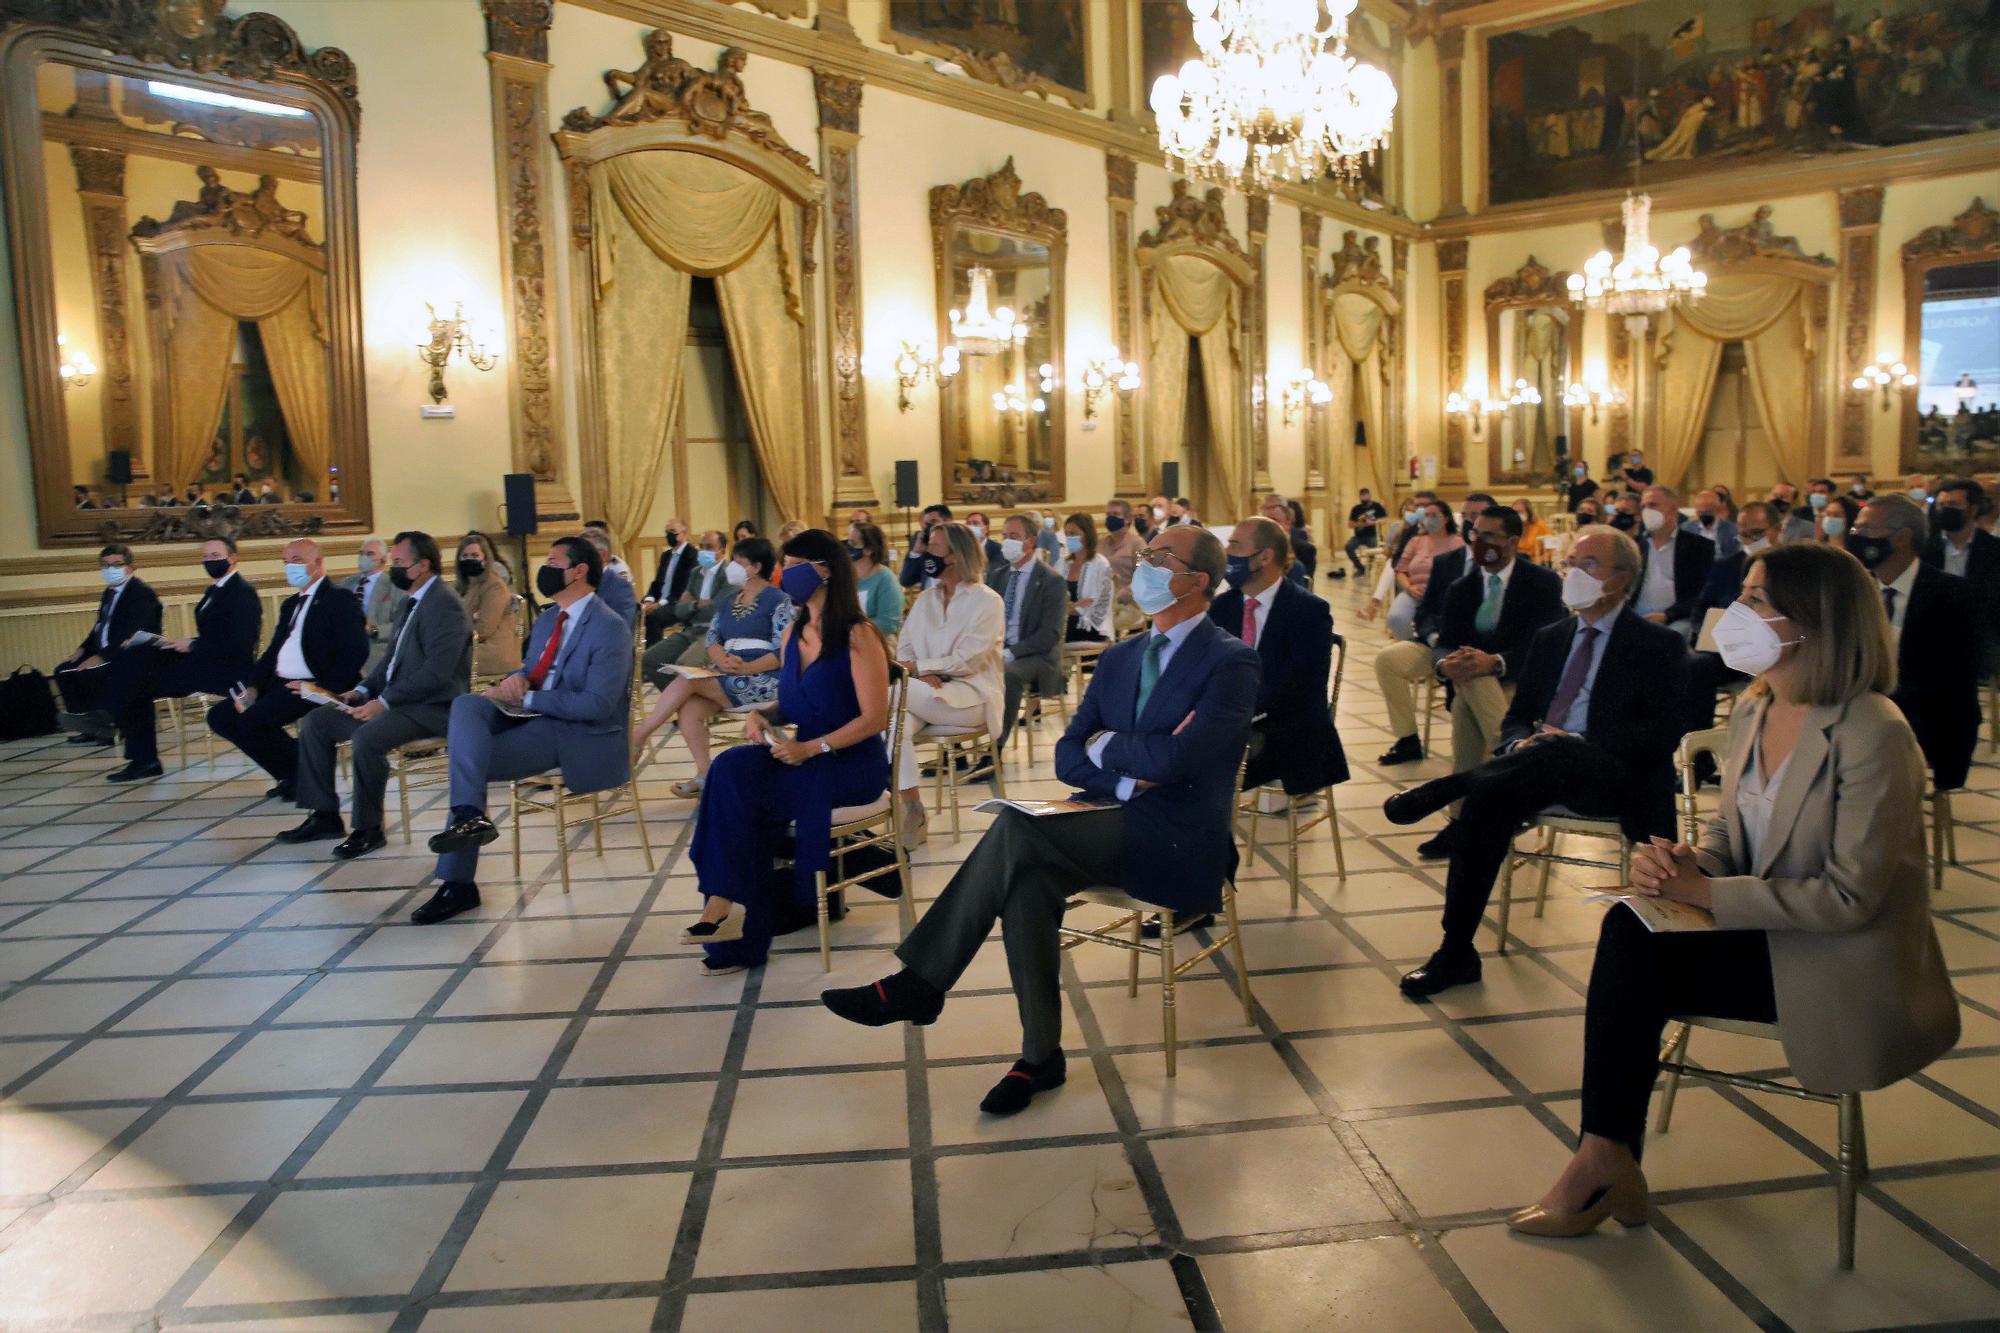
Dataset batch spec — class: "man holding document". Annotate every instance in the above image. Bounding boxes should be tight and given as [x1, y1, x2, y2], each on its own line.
[822, 525, 1259, 1116]
[280, 532, 471, 859]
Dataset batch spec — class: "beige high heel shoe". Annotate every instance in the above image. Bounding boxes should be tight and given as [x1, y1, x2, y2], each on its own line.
[1506, 1160, 1649, 1237]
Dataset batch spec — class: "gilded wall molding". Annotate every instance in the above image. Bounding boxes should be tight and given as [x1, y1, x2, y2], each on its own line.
[1248, 193, 1271, 491]
[1900, 198, 2000, 474]
[927, 156, 1067, 257]
[1438, 237, 1468, 479]
[1836, 184, 1885, 467]
[1106, 152, 1139, 493]
[1301, 210, 1324, 497]
[1903, 196, 2000, 263]
[1482, 253, 1569, 304]
[68, 142, 141, 470]
[876, 6, 1093, 112]
[483, 0, 573, 519]
[815, 68, 873, 507]
[1137, 178, 1244, 257]
[1681, 206, 1835, 269]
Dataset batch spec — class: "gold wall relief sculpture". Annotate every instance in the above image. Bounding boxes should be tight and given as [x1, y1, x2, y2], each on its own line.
[68, 141, 142, 476]
[1437, 27, 1465, 216]
[1105, 151, 1139, 495]
[1300, 209, 1323, 499]
[1836, 184, 1884, 470]
[1601, 216, 1632, 458]
[814, 68, 874, 508]
[1322, 228, 1402, 508]
[1247, 192, 1270, 492]
[483, 0, 573, 522]
[1437, 237, 1468, 479]
[1900, 197, 2000, 475]
[1483, 255, 1578, 487]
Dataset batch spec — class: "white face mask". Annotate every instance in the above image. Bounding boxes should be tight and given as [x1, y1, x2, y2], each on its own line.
[1713, 601, 1799, 677]
[1741, 536, 1771, 557]
[999, 537, 1026, 563]
[723, 561, 749, 588]
[1561, 566, 1607, 610]
[100, 565, 127, 586]
[967, 524, 986, 543]
[1641, 508, 1667, 533]
[1152, 507, 1167, 521]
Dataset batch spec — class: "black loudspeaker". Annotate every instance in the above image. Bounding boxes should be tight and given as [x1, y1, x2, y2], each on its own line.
[1159, 461, 1180, 499]
[894, 460, 920, 511]
[503, 473, 538, 536]
[106, 450, 132, 485]
[1353, 421, 1367, 446]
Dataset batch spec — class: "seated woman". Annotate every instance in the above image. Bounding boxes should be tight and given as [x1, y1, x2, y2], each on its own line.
[850, 522, 903, 641]
[1818, 494, 1859, 544]
[684, 529, 891, 975]
[455, 530, 522, 681]
[1511, 542, 1960, 1237]
[893, 521, 1004, 847]
[1513, 497, 1551, 562]
[634, 537, 791, 799]
[1383, 499, 1462, 641]
[1061, 512, 1112, 642]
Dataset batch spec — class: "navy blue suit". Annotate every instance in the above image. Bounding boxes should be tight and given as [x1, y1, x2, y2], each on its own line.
[596, 568, 639, 631]
[1210, 579, 1348, 795]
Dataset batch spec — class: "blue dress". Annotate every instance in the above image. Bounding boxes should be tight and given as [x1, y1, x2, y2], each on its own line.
[706, 584, 795, 708]
[689, 630, 890, 968]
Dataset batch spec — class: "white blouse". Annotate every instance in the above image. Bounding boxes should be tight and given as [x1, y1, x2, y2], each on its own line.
[1736, 731, 1794, 867]
[898, 580, 1006, 735]
[1070, 554, 1113, 635]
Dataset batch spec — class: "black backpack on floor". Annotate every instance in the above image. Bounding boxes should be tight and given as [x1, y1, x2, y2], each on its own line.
[0, 667, 59, 741]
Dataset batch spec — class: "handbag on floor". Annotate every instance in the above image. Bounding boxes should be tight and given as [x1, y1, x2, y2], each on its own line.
[0, 667, 59, 740]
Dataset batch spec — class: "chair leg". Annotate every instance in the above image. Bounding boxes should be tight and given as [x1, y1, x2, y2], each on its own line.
[1943, 790, 1958, 865]
[1286, 800, 1300, 910]
[816, 868, 832, 972]
[1533, 826, 1557, 915]
[1930, 793, 1944, 895]
[555, 793, 572, 895]
[1160, 920, 1178, 1078]
[1224, 883, 1253, 1023]
[1654, 1023, 1691, 1134]
[1496, 830, 1519, 954]
[1330, 794, 1347, 880]
[630, 781, 655, 872]
[988, 735, 1006, 798]
[510, 781, 523, 879]
[1837, 1092, 1862, 1271]
[1128, 912, 1141, 997]
[590, 792, 604, 856]
[1246, 804, 1262, 860]
[931, 743, 945, 813]
[893, 835, 915, 935]
[396, 761, 412, 845]
[945, 747, 963, 838]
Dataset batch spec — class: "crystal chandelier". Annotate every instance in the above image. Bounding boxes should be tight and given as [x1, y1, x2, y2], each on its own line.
[948, 267, 1028, 357]
[1150, 0, 1396, 194]
[1566, 193, 1706, 316]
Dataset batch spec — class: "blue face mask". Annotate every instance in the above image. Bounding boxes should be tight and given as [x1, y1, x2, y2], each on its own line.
[1064, 534, 1083, 554]
[1808, 492, 1829, 510]
[779, 563, 824, 605]
[1224, 554, 1254, 588]
[1041, 515, 1057, 529]
[1130, 560, 1181, 615]
[100, 565, 127, 586]
[696, 548, 718, 570]
[284, 562, 311, 589]
[1822, 516, 1849, 540]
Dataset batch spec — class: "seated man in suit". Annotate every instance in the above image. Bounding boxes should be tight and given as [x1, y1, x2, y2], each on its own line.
[963, 511, 1006, 578]
[989, 513, 1068, 745]
[421, 536, 632, 924]
[1213, 516, 1347, 824]
[642, 529, 728, 685]
[56, 543, 164, 745]
[641, 517, 696, 645]
[1850, 494, 1980, 796]
[281, 531, 473, 860]
[1921, 477, 2000, 676]
[1414, 504, 1566, 861]
[900, 504, 953, 588]
[580, 528, 638, 629]
[344, 536, 402, 674]
[1633, 485, 1713, 638]
[209, 538, 369, 801]
[1385, 528, 1688, 997]
[79, 537, 263, 782]
[822, 525, 1259, 1116]
[1680, 488, 1741, 559]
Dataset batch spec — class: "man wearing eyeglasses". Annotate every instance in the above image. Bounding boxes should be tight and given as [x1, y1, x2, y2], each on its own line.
[822, 524, 1260, 1117]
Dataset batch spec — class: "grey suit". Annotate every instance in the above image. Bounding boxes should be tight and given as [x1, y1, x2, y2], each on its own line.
[297, 578, 472, 830]
[643, 563, 726, 686]
[343, 569, 407, 673]
[987, 558, 1068, 744]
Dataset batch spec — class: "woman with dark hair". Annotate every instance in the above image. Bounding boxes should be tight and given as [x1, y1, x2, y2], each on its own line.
[1062, 512, 1111, 641]
[684, 528, 892, 973]
[455, 530, 521, 679]
[849, 521, 902, 638]
[1384, 499, 1463, 640]
[634, 536, 792, 797]
[733, 519, 759, 544]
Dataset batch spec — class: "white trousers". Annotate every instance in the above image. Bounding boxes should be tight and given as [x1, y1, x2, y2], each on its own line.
[899, 678, 988, 788]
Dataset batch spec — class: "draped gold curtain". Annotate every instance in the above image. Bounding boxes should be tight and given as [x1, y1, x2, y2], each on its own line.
[1148, 253, 1244, 517]
[153, 245, 329, 489]
[1329, 293, 1389, 502]
[591, 151, 808, 552]
[1654, 273, 1815, 489]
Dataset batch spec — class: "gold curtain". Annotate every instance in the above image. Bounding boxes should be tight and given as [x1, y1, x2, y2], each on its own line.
[591, 151, 808, 550]
[1654, 273, 1812, 489]
[1146, 302, 1191, 488]
[250, 283, 331, 489]
[1330, 293, 1389, 501]
[1150, 253, 1245, 516]
[1196, 326, 1243, 518]
[155, 265, 238, 490]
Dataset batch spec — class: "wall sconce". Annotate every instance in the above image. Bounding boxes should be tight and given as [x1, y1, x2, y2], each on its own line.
[1505, 378, 1542, 409]
[1443, 387, 1500, 439]
[1080, 348, 1140, 422]
[1851, 359, 1917, 411]
[993, 381, 1047, 416]
[892, 340, 958, 413]
[416, 301, 497, 412]
[1562, 379, 1625, 425]
[1279, 369, 1331, 427]
[57, 335, 96, 390]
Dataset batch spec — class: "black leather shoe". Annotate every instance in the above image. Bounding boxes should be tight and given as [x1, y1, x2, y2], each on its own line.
[1384, 774, 1471, 827]
[1326, 568, 1347, 580]
[411, 881, 481, 925]
[822, 970, 944, 1027]
[1140, 911, 1216, 940]
[106, 760, 164, 783]
[1376, 735, 1424, 766]
[265, 781, 296, 801]
[332, 826, 386, 860]
[980, 1051, 1066, 1116]
[59, 710, 117, 742]
[67, 732, 109, 747]
[428, 814, 499, 855]
[276, 811, 344, 844]
[1399, 949, 1482, 998]
[1416, 821, 1463, 862]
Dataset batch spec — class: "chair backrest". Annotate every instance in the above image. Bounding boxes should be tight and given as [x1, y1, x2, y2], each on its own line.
[1678, 726, 1730, 783]
[1695, 605, 1727, 654]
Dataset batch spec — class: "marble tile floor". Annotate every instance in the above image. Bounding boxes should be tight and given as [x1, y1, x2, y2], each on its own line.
[0, 583, 1996, 1331]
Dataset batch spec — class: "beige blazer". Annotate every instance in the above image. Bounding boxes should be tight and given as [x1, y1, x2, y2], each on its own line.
[460, 572, 522, 678]
[1698, 691, 1959, 1093]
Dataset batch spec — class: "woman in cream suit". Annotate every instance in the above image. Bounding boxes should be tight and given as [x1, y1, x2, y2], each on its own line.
[455, 531, 522, 681]
[893, 521, 1004, 847]
[1511, 541, 1959, 1238]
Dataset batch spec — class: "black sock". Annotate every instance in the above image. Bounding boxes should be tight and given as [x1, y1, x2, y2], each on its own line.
[450, 804, 483, 824]
[886, 968, 943, 1009]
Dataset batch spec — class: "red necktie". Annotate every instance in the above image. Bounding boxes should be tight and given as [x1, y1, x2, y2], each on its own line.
[527, 610, 568, 689]
[1240, 597, 1258, 645]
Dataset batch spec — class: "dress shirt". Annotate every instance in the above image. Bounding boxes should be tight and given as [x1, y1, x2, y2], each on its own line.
[367, 576, 435, 700]
[275, 577, 322, 680]
[524, 592, 597, 711]
[1552, 610, 1614, 735]
[1002, 559, 1034, 660]
[1240, 580, 1280, 649]
[656, 544, 688, 598]
[359, 569, 382, 620]
[1736, 731, 1793, 867]
[96, 578, 129, 649]
[1943, 536, 1972, 579]
[1881, 559, 1919, 642]
[1636, 532, 1678, 616]
[1087, 613, 1203, 801]
[691, 562, 723, 602]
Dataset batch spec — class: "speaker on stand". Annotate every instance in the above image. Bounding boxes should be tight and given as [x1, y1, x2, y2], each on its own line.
[502, 473, 540, 619]
[893, 460, 920, 562]
[1159, 461, 1180, 507]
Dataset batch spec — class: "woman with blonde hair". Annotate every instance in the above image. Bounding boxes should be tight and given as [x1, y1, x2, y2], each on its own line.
[1510, 541, 1959, 1238]
[454, 531, 521, 679]
[1512, 497, 1551, 562]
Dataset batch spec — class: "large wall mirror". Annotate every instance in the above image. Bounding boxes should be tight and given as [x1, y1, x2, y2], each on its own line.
[1903, 199, 2000, 474]
[1484, 256, 1577, 487]
[1, 5, 367, 546]
[931, 159, 1066, 505]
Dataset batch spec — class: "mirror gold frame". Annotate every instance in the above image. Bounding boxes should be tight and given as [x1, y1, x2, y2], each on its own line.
[1483, 255, 1579, 487]
[0, 2, 368, 547]
[1901, 197, 2000, 474]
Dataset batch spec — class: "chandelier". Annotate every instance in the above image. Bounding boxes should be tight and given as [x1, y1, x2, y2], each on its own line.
[948, 267, 1029, 357]
[1566, 193, 1706, 317]
[1150, 0, 1396, 194]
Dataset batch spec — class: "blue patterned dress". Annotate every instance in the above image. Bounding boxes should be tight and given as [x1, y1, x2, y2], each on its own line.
[706, 584, 794, 708]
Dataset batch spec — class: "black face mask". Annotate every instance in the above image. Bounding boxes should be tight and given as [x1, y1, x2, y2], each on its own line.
[388, 566, 415, 592]
[1936, 507, 1968, 533]
[1609, 512, 1638, 532]
[919, 553, 946, 579]
[1845, 532, 1896, 569]
[536, 563, 569, 598]
[202, 558, 230, 579]
[845, 545, 866, 564]
[1104, 514, 1127, 532]
[457, 558, 485, 581]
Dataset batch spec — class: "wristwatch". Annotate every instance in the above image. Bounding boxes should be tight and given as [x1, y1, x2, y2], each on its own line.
[818, 739, 833, 756]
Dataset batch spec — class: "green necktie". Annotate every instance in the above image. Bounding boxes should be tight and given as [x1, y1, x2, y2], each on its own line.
[1475, 573, 1504, 634]
[1135, 633, 1168, 722]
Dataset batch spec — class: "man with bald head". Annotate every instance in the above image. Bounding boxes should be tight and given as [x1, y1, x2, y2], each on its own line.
[208, 537, 368, 800]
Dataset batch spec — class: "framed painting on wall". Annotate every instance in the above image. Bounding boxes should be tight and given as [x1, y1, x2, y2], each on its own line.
[1484, 1, 2000, 208]
[884, 1, 1091, 108]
